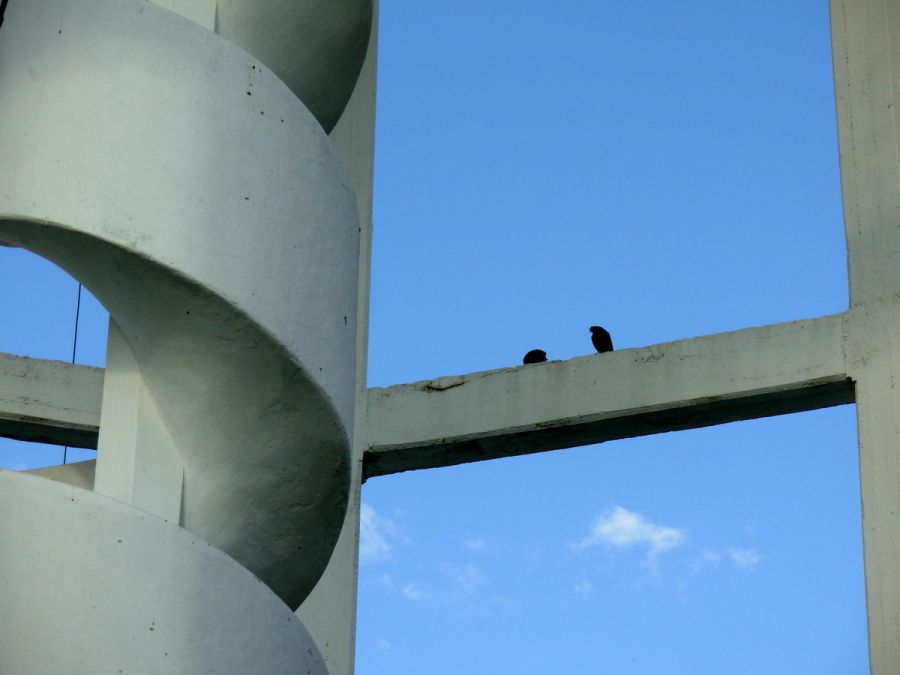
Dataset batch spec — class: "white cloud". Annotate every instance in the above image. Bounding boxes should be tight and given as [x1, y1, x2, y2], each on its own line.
[575, 506, 685, 555]
[725, 547, 764, 572]
[696, 546, 765, 573]
[376, 637, 392, 652]
[359, 503, 406, 564]
[401, 582, 430, 601]
[373, 573, 394, 590]
[441, 562, 486, 599]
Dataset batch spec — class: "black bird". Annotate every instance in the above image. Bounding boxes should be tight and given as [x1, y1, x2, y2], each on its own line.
[590, 326, 613, 353]
[523, 349, 547, 364]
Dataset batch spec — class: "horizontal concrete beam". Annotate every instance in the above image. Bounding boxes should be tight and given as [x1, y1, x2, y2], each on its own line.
[0, 352, 102, 448]
[363, 314, 854, 479]
[1, 314, 856, 471]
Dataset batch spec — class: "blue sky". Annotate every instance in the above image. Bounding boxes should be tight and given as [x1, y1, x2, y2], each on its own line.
[361, 0, 866, 673]
[0, 0, 869, 672]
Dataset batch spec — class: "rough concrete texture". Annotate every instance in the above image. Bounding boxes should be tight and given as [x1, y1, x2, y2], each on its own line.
[296, 7, 380, 672]
[0, 0, 361, 609]
[214, 0, 372, 132]
[0, 353, 101, 448]
[831, 1, 900, 669]
[0, 470, 326, 675]
[365, 315, 852, 476]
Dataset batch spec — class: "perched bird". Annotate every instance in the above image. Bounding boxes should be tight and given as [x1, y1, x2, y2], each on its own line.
[590, 325, 613, 353]
[523, 349, 547, 364]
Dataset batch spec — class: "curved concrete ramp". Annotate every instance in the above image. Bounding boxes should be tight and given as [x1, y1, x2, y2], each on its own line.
[215, 0, 373, 132]
[0, 0, 360, 609]
[0, 470, 327, 674]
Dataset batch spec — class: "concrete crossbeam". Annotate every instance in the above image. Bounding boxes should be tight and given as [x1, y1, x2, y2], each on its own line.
[0, 352, 102, 449]
[364, 314, 853, 479]
[0, 314, 855, 478]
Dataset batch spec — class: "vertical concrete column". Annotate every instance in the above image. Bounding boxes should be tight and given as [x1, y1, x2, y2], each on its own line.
[92, 0, 214, 528]
[831, 1, 900, 671]
[296, 3, 378, 672]
[94, 320, 184, 523]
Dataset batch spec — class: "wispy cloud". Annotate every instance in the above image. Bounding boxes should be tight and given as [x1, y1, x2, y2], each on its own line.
[574, 506, 685, 555]
[697, 546, 765, 573]
[441, 562, 486, 603]
[725, 547, 765, 572]
[396, 563, 492, 610]
[359, 503, 407, 564]
[401, 582, 430, 602]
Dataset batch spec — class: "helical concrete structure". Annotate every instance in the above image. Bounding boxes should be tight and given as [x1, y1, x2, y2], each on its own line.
[0, 0, 371, 671]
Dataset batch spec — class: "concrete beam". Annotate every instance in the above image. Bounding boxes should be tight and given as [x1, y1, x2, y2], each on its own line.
[364, 314, 853, 478]
[0, 352, 102, 449]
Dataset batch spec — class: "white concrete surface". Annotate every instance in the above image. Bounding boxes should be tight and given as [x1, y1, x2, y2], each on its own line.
[151, 0, 217, 29]
[27, 459, 96, 491]
[0, 0, 360, 608]
[0, 352, 101, 448]
[831, 0, 900, 670]
[365, 315, 852, 476]
[297, 5, 379, 671]
[1, 0, 898, 672]
[0, 470, 326, 675]
[213, 0, 372, 132]
[146, 0, 372, 132]
[94, 321, 184, 524]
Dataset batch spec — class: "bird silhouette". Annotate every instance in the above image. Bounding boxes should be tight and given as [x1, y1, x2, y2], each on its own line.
[590, 326, 613, 353]
[523, 349, 547, 364]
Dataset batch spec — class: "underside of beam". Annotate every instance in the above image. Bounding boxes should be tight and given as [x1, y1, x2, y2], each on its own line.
[363, 314, 852, 479]
[0, 352, 102, 448]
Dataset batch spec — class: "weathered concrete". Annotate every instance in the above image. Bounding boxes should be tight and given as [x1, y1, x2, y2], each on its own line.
[213, 0, 372, 132]
[0, 470, 326, 675]
[365, 315, 853, 478]
[296, 7, 379, 672]
[0, 352, 101, 448]
[0, 0, 359, 609]
[831, 0, 900, 670]
[148, 0, 372, 132]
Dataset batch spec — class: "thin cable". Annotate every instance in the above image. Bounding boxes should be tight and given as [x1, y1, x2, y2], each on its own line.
[63, 282, 83, 465]
[71, 283, 82, 363]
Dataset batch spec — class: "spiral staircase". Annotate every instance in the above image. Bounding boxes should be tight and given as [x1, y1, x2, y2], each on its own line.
[0, 1, 373, 672]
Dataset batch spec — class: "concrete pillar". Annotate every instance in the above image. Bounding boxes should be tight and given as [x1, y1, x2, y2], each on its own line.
[831, 0, 900, 670]
[94, 320, 184, 524]
[296, 3, 379, 672]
